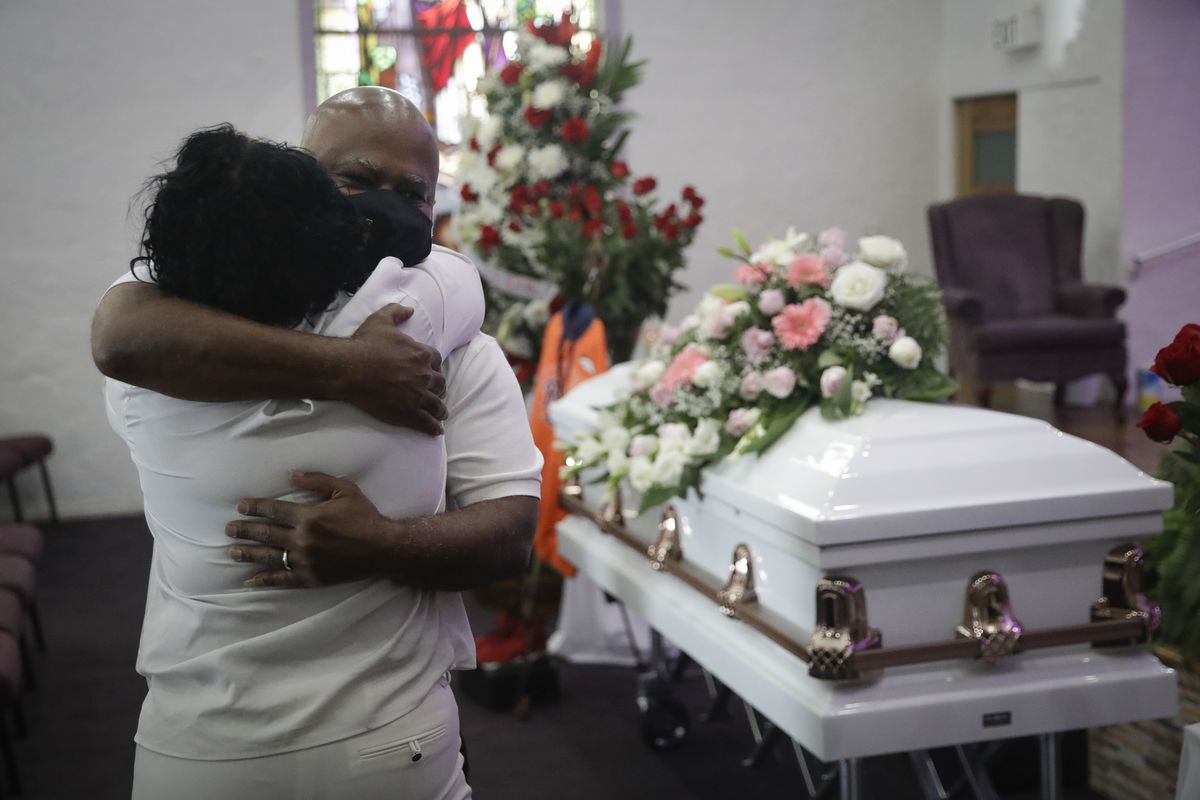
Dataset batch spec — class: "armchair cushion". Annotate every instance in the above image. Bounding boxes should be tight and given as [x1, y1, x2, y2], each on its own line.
[974, 315, 1125, 355]
[1054, 283, 1127, 319]
[940, 287, 984, 324]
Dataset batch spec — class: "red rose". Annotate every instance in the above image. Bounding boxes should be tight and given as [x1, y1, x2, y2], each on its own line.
[460, 184, 478, 204]
[611, 160, 629, 179]
[486, 145, 500, 167]
[621, 222, 637, 240]
[684, 212, 703, 228]
[582, 218, 603, 238]
[548, 200, 565, 219]
[531, 180, 551, 197]
[1151, 323, 1200, 386]
[1138, 402, 1183, 443]
[615, 200, 632, 223]
[528, 14, 577, 47]
[508, 221, 522, 233]
[663, 221, 681, 241]
[468, 137, 480, 152]
[561, 117, 589, 144]
[479, 226, 502, 253]
[582, 185, 601, 213]
[508, 184, 531, 213]
[523, 105, 552, 128]
[633, 177, 657, 196]
[499, 63, 523, 86]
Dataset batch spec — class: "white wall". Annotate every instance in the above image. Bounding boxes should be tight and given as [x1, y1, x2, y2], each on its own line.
[618, 0, 944, 319]
[0, 0, 308, 518]
[938, 0, 1124, 284]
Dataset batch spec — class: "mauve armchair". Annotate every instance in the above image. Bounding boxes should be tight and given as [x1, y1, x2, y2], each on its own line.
[927, 194, 1127, 417]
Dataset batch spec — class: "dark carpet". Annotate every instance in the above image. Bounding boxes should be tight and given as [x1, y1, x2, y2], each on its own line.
[13, 516, 1106, 799]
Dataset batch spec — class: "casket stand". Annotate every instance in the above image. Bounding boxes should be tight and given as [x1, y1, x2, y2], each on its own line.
[550, 363, 1178, 800]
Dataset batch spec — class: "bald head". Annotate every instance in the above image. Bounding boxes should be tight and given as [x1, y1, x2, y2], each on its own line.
[303, 86, 440, 219]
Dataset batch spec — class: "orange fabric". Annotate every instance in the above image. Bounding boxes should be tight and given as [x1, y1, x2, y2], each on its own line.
[530, 311, 610, 576]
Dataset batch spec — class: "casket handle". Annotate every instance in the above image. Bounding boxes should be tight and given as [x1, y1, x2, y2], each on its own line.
[955, 571, 1024, 662]
[647, 506, 683, 571]
[808, 576, 882, 681]
[1089, 543, 1161, 647]
[717, 543, 757, 617]
[560, 458, 584, 502]
[600, 486, 624, 526]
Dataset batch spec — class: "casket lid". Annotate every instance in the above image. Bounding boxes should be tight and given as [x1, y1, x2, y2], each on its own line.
[549, 367, 1172, 546]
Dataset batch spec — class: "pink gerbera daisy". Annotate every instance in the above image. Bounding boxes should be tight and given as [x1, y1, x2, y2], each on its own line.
[735, 262, 772, 287]
[786, 253, 830, 289]
[772, 298, 832, 350]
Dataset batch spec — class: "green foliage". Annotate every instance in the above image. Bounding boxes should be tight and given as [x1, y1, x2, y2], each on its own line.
[1145, 441, 1200, 661]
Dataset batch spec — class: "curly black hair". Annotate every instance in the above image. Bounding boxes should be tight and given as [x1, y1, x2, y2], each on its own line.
[131, 124, 369, 328]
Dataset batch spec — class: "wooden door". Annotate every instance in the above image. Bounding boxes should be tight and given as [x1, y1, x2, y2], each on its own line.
[956, 94, 1017, 196]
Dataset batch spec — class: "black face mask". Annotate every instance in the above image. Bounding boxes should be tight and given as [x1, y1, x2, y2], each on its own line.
[346, 189, 433, 270]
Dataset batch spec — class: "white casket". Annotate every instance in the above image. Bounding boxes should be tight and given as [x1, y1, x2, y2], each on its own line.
[550, 364, 1179, 763]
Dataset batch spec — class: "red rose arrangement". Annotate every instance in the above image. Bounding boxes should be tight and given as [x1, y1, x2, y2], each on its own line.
[455, 14, 704, 366]
[1138, 323, 1200, 445]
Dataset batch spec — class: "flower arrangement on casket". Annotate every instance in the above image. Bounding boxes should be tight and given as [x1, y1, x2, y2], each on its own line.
[562, 227, 957, 512]
[454, 14, 705, 366]
[1137, 324, 1200, 660]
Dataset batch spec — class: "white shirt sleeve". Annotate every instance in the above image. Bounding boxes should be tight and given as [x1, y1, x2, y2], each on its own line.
[443, 334, 543, 509]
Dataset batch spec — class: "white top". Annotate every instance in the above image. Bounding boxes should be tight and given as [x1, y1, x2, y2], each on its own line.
[105, 247, 543, 759]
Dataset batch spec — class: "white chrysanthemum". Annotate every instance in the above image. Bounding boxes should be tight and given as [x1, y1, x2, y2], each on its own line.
[750, 226, 810, 266]
[476, 116, 503, 149]
[857, 235, 908, 272]
[528, 144, 569, 179]
[531, 79, 569, 110]
[494, 143, 526, 173]
[829, 260, 887, 311]
[526, 39, 569, 70]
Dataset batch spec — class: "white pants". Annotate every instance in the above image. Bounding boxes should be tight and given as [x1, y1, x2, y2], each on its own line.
[132, 678, 471, 800]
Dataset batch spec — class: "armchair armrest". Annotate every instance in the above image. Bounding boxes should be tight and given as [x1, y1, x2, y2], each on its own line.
[1055, 282, 1126, 318]
[940, 287, 984, 324]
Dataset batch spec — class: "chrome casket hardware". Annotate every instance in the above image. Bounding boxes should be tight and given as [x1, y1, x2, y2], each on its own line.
[560, 461, 583, 502]
[808, 577, 882, 681]
[717, 544, 757, 617]
[956, 571, 1024, 662]
[600, 487, 624, 526]
[1090, 543, 1161, 647]
[647, 506, 682, 571]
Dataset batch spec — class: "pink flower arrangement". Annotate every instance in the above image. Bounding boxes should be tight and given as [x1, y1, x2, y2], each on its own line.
[735, 263, 771, 287]
[741, 327, 775, 363]
[786, 253, 830, 289]
[758, 288, 785, 316]
[651, 343, 709, 405]
[820, 245, 847, 267]
[872, 315, 901, 342]
[725, 407, 760, 436]
[739, 371, 763, 400]
[772, 298, 832, 351]
[762, 366, 797, 399]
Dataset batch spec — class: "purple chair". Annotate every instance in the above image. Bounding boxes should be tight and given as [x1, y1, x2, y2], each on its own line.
[928, 194, 1127, 417]
[0, 435, 58, 526]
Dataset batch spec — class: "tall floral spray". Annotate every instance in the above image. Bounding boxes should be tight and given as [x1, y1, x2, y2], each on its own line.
[455, 15, 704, 368]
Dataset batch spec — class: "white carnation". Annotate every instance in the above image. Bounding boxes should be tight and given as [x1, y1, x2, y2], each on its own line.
[531, 80, 568, 109]
[691, 361, 724, 389]
[686, 418, 722, 457]
[628, 456, 655, 492]
[476, 116, 503, 149]
[857, 235, 908, 272]
[606, 449, 629, 476]
[851, 380, 873, 403]
[657, 423, 690, 448]
[526, 39, 569, 70]
[528, 144, 569, 180]
[829, 261, 887, 311]
[652, 449, 689, 487]
[888, 336, 922, 369]
[494, 143, 526, 173]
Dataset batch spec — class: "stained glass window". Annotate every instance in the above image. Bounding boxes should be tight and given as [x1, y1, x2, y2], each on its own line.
[314, 1, 598, 145]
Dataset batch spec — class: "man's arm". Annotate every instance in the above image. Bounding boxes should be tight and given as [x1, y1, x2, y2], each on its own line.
[92, 282, 446, 433]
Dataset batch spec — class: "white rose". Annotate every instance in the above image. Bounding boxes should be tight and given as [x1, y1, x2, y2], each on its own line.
[820, 365, 847, 398]
[526, 39, 569, 69]
[652, 449, 689, 487]
[606, 449, 630, 475]
[851, 380, 873, 403]
[494, 143, 526, 173]
[528, 144, 569, 180]
[576, 437, 606, 465]
[686, 418, 722, 457]
[629, 434, 659, 458]
[628, 456, 655, 492]
[829, 261, 887, 311]
[531, 79, 568, 109]
[857, 235, 908, 272]
[634, 360, 666, 389]
[476, 116, 503, 149]
[691, 361, 724, 389]
[888, 336, 922, 369]
[601, 426, 631, 454]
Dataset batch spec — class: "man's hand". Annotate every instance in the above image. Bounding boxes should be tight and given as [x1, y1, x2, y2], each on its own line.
[227, 471, 385, 588]
[342, 304, 446, 435]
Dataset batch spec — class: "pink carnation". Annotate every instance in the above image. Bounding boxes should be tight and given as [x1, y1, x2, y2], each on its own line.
[741, 326, 775, 364]
[818, 227, 847, 249]
[762, 366, 797, 399]
[786, 253, 830, 289]
[739, 371, 763, 400]
[735, 262, 772, 287]
[772, 298, 832, 351]
[821, 245, 847, 268]
[651, 343, 709, 406]
[872, 315, 901, 342]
